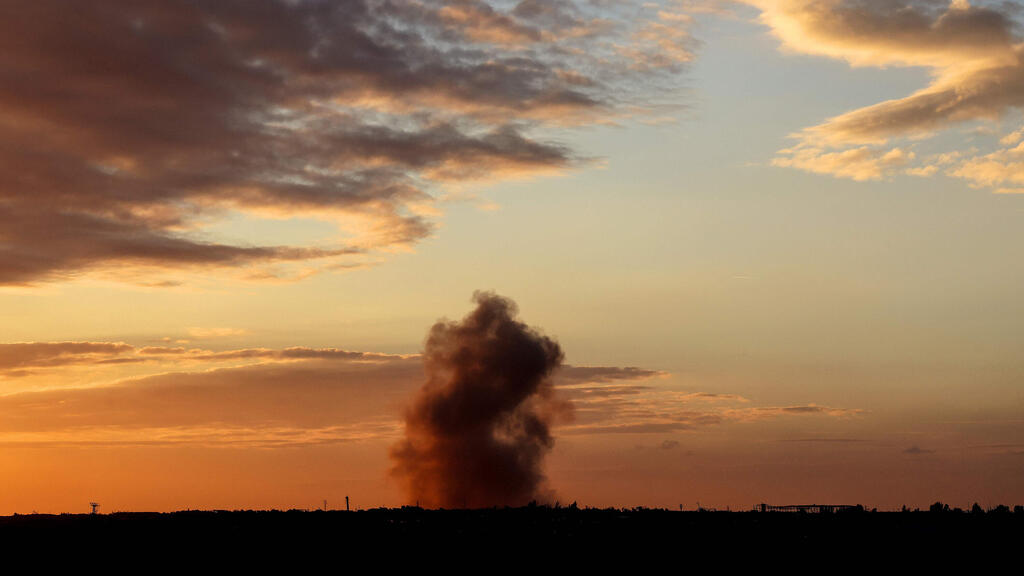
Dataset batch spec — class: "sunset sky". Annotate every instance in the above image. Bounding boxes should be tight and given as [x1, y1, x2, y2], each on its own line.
[2, 0, 1023, 513]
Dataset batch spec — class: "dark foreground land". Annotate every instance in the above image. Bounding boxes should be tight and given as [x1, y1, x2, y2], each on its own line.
[3, 506, 1023, 558]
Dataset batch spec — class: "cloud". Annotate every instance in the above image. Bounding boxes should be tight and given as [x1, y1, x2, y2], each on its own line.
[0, 341, 395, 378]
[903, 445, 935, 455]
[0, 339, 662, 382]
[726, 404, 863, 421]
[561, 369, 858, 435]
[564, 421, 711, 434]
[0, 342, 134, 372]
[0, 356, 422, 437]
[0, 0, 694, 285]
[436, 1, 545, 46]
[186, 327, 249, 340]
[0, 337, 669, 450]
[557, 365, 668, 384]
[622, 8, 700, 70]
[748, 0, 1024, 185]
[948, 141, 1024, 187]
[676, 0, 745, 17]
[0, 423, 405, 450]
[0, 337, 860, 449]
[772, 146, 915, 181]
[681, 392, 750, 402]
[780, 437, 867, 443]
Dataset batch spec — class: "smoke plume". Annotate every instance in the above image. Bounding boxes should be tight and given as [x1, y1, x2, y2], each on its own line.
[390, 291, 566, 508]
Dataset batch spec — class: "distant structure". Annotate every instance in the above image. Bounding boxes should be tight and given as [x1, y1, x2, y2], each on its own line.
[90, 502, 100, 515]
[323, 499, 328, 511]
[345, 496, 350, 512]
[758, 503, 860, 513]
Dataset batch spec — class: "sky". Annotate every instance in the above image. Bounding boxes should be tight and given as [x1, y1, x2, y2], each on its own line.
[1, 0, 1023, 513]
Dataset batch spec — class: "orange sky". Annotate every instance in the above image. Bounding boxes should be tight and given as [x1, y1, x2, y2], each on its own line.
[1, 337, 1020, 512]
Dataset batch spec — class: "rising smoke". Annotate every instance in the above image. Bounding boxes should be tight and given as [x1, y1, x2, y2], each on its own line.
[390, 291, 567, 509]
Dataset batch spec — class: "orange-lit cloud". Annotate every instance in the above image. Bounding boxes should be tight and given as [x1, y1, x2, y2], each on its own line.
[437, 1, 545, 46]
[0, 339, 858, 450]
[559, 375, 859, 435]
[748, 0, 1024, 185]
[949, 141, 1024, 189]
[723, 403, 863, 421]
[0, 356, 422, 445]
[0, 342, 134, 375]
[772, 146, 915, 181]
[0, 350, 649, 449]
[0, 0, 693, 285]
[0, 341, 396, 378]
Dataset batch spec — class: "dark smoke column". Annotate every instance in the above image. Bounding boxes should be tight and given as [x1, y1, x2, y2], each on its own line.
[390, 291, 565, 509]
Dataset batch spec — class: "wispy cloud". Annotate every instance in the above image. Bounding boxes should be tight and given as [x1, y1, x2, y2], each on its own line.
[0, 342, 134, 373]
[747, 0, 1024, 187]
[780, 437, 867, 444]
[0, 340, 680, 448]
[726, 404, 863, 421]
[185, 327, 249, 340]
[0, 341, 401, 379]
[0, 338, 860, 446]
[561, 373, 859, 435]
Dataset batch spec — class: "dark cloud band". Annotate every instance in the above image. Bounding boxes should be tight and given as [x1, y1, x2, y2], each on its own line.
[0, 0, 691, 284]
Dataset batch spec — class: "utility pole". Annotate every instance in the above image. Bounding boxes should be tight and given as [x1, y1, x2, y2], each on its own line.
[345, 496, 349, 512]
